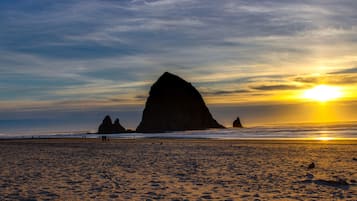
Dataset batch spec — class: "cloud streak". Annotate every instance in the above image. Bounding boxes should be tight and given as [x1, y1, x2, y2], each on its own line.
[294, 67, 357, 85]
[251, 84, 306, 91]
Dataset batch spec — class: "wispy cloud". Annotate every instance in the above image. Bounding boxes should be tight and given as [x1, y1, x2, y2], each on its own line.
[330, 67, 357, 74]
[251, 84, 306, 91]
[202, 89, 251, 96]
[294, 67, 357, 85]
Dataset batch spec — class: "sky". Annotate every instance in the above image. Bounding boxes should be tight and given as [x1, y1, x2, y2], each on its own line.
[1, 0, 357, 134]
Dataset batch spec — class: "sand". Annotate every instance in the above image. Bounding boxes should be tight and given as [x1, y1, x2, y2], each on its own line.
[0, 139, 356, 201]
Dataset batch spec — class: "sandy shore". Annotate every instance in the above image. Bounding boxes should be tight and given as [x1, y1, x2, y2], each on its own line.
[0, 139, 356, 200]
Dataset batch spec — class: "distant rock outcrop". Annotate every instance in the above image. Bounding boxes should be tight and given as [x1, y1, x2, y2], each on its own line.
[233, 116, 243, 128]
[136, 72, 224, 133]
[98, 115, 126, 134]
[98, 115, 114, 134]
[113, 118, 126, 133]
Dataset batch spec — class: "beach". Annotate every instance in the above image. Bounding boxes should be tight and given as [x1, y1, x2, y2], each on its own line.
[0, 139, 356, 200]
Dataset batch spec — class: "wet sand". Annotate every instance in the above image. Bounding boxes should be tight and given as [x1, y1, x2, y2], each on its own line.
[0, 139, 356, 200]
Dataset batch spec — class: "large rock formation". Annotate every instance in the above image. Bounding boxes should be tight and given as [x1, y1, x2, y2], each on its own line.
[98, 115, 126, 134]
[233, 116, 243, 128]
[136, 72, 224, 133]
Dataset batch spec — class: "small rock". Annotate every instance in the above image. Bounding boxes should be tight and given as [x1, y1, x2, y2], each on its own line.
[336, 178, 349, 185]
[201, 195, 212, 199]
[353, 157, 357, 161]
[109, 194, 118, 198]
[308, 162, 315, 169]
[233, 116, 243, 128]
[306, 173, 314, 179]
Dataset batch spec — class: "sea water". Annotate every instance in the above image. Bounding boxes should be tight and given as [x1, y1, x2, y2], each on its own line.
[1, 122, 357, 140]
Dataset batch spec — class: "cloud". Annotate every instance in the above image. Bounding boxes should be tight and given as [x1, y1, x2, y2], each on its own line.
[251, 84, 305, 91]
[134, 95, 148, 100]
[330, 67, 357, 74]
[202, 89, 251, 96]
[294, 67, 357, 85]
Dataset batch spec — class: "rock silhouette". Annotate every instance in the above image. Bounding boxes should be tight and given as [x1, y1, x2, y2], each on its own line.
[233, 116, 243, 128]
[308, 162, 315, 169]
[137, 72, 224, 133]
[98, 115, 126, 134]
[98, 115, 113, 134]
[113, 118, 126, 133]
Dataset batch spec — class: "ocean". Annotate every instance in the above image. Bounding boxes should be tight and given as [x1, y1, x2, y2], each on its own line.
[1, 122, 357, 140]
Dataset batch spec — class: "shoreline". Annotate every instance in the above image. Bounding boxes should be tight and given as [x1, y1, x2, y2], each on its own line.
[2, 124, 357, 141]
[2, 137, 357, 145]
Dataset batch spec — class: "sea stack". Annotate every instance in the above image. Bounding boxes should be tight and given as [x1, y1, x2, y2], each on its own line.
[113, 118, 126, 133]
[233, 117, 243, 128]
[98, 115, 126, 134]
[136, 72, 224, 133]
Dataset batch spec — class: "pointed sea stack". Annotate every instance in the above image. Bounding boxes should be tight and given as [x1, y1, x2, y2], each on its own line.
[136, 72, 224, 133]
[113, 118, 126, 133]
[98, 115, 126, 134]
[233, 116, 243, 128]
[98, 115, 114, 134]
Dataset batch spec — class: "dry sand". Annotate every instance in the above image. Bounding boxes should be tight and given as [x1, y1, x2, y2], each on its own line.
[0, 139, 356, 201]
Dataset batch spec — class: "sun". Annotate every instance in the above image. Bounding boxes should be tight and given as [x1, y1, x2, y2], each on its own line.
[302, 85, 343, 102]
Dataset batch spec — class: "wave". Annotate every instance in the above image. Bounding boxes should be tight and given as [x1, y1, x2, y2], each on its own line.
[1, 123, 357, 140]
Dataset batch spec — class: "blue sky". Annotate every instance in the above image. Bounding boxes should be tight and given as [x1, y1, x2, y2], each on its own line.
[1, 0, 357, 133]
